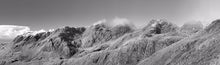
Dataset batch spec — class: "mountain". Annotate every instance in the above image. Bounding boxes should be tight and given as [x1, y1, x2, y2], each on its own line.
[137, 19, 220, 65]
[0, 19, 219, 65]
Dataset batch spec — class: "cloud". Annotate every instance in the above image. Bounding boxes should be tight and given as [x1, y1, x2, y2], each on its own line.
[93, 19, 107, 26]
[93, 17, 135, 27]
[0, 25, 30, 39]
[30, 29, 46, 35]
[0, 25, 48, 40]
[111, 17, 132, 27]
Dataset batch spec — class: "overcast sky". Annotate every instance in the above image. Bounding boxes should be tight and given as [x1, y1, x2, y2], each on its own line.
[0, 0, 220, 41]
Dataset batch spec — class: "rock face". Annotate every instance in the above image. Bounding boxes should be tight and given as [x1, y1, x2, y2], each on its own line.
[2, 19, 220, 65]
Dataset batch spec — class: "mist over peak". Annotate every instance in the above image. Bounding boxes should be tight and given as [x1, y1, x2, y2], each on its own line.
[92, 17, 136, 29]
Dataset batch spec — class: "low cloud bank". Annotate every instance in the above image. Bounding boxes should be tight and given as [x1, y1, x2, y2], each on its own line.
[93, 17, 135, 28]
[0, 25, 47, 40]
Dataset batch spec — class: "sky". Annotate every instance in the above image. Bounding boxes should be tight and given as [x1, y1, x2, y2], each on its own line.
[0, 0, 220, 41]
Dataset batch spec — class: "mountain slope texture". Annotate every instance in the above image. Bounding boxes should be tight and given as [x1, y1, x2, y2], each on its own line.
[1, 19, 220, 65]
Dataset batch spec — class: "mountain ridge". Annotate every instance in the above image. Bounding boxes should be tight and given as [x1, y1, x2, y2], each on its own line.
[1, 19, 219, 65]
